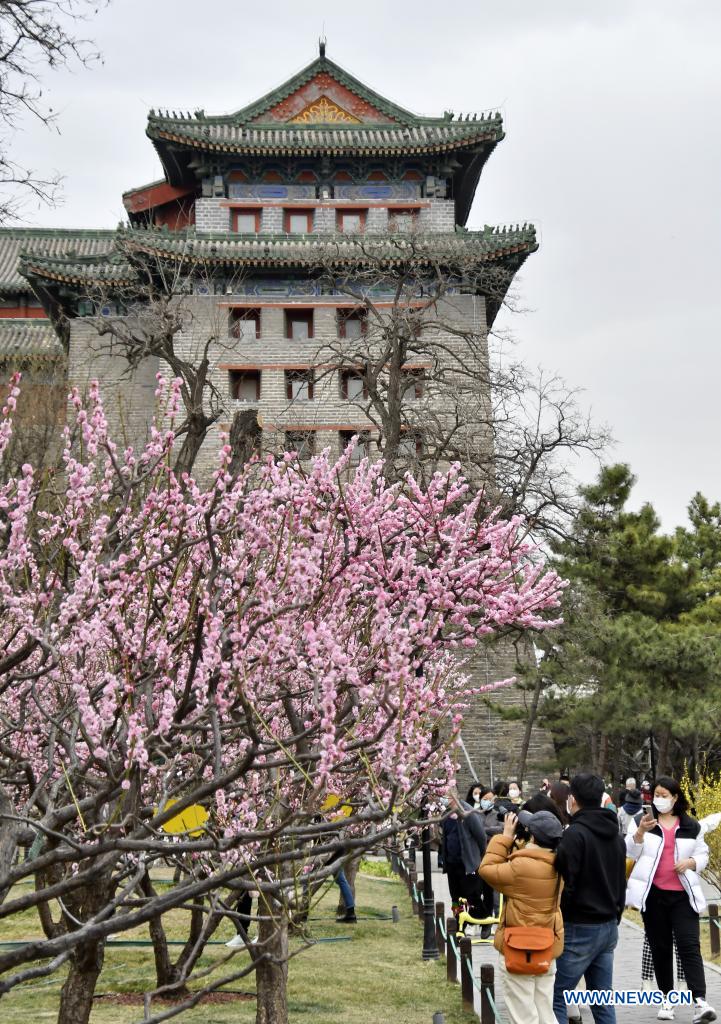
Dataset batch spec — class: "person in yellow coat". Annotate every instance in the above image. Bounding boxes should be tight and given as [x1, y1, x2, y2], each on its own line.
[479, 809, 564, 1024]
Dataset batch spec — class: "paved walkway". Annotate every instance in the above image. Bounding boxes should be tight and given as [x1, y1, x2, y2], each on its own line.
[424, 854, 721, 1023]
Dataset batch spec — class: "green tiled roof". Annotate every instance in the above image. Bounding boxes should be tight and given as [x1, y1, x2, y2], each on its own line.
[18, 248, 136, 288]
[0, 319, 64, 360]
[119, 225, 536, 267]
[0, 229, 116, 294]
[18, 225, 536, 326]
[147, 117, 503, 157]
[18, 225, 536, 283]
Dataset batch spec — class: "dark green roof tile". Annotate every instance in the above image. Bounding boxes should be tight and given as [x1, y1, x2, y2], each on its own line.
[19, 225, 535, 288]
[0, 319, 64, 360]
[147, 118, 503, 157]
[0, 229, 116, 293]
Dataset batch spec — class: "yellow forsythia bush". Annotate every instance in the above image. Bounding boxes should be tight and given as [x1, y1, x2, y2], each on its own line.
[682, 762, 721, 891]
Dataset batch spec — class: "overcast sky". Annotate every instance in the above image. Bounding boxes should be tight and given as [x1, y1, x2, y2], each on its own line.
[10, 0, 721, 529]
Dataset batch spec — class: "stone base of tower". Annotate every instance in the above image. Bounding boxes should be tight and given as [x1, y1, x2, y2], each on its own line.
[453, 640, 557, 794]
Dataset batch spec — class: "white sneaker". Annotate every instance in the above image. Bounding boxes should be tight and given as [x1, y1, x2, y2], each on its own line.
[693, 1000, 717, 1024]
[657, 998, 674, 1021]
[225, 933, 257, 948]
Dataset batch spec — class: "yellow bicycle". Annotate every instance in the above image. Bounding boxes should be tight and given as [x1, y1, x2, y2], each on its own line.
[456, 893, 504, 942]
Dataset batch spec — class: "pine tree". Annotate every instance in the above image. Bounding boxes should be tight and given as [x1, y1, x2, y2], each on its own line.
[536, 466, 721, 779]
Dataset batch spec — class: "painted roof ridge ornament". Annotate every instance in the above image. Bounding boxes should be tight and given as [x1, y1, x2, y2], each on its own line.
[319, 35, 326, 59]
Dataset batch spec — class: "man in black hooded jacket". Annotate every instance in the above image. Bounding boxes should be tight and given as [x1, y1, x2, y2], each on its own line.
[552, 773, 627, 1023]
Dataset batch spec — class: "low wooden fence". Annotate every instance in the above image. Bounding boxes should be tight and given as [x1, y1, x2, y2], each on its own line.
[390, 844, 504, 1024]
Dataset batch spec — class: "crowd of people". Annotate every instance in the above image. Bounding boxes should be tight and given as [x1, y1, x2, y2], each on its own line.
[440, 772, 718, 1024]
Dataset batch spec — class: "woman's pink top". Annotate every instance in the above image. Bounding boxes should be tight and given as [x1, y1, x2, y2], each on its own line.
[652, 821, 684, 890]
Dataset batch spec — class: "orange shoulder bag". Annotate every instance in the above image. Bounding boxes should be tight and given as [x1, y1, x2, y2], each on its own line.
[502, 872, 561, 976]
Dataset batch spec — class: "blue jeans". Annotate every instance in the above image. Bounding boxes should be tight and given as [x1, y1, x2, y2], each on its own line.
[335, 868, 354, 909]
[553, 919, 618, 1024]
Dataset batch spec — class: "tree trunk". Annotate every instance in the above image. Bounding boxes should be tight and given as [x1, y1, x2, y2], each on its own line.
[56, 874, 115, 1024]
[657, 728, 671, 775]
[229, 408, 262, 474]
[141, 872, 175, 990]
[57, 934, 105, 1024]
[142, 871, 209, 995]
[173, 411, 211, 479]
[0, 786, 21, 903]
[516, 669, 543, 783]
[608, 736, 623, 797]
[255, 900, 288, 1024]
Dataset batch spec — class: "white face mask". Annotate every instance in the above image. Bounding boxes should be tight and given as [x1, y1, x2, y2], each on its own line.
[509, 787, 520, 799]
[653, 796, 674, 814]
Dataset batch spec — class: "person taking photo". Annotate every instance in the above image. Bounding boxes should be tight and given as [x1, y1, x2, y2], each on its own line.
[625, 776, 716, 1023]
[480, 808, 564, 1024]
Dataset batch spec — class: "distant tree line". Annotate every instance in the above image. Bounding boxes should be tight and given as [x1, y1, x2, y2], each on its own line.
[512, 464, 721, 782]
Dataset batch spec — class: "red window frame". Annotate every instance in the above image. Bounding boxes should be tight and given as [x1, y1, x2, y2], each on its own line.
[340, 430, 371, 464]
[284, 208, 314, 233]
[337, 208, 367, 234]
[285, 308, 314, 340]
[389, 208, 419, 232]
[341, 370, 367, 400]
[228, 369, 261, 401]
[338, 309, 367, 339]
[401, 369, 425, 400]
[232, 208, 261, 232]
[399, 431, 424, 457]
[285, 369, 315, 401]
[285, 430, 316, 459]
[229, 308, 261, 340]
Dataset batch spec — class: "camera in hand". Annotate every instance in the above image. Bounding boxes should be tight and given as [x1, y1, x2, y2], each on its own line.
[496, 804, 530, 842]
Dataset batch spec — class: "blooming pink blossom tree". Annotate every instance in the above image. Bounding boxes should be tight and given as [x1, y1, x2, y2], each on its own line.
[0, 375, 564, 1024]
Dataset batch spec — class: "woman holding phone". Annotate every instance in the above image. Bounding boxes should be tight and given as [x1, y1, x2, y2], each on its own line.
[625, 776, 715, 1023]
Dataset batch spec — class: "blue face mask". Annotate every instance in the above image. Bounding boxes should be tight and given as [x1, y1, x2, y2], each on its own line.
[481, 799, 494, 811]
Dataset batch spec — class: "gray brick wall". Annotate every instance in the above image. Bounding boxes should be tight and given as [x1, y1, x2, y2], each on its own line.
[261, 206, 284, 233]
[196, 198, 230, 233]
[314, 207, 335, 233]
[195, 197, 457, 237]
[418, 198, 456, 233]
[365, 208, 387, 233]
[457, 637, 556, 792]
[67, 319, 159, 450]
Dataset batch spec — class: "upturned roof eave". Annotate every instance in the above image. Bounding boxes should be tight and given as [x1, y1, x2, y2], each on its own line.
[0, 227, 117, 294]
[19, 227, 537, 284]
[146, 121, 503, 149]
[148, 127, 503, 192]
[455, 138, 504, 226]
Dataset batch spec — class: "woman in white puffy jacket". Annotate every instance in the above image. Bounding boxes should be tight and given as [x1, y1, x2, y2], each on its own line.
[625, 776, 715, 1024]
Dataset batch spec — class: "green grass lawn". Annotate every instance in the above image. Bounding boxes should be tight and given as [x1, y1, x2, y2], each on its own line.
[0, 872, 474, 1024]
